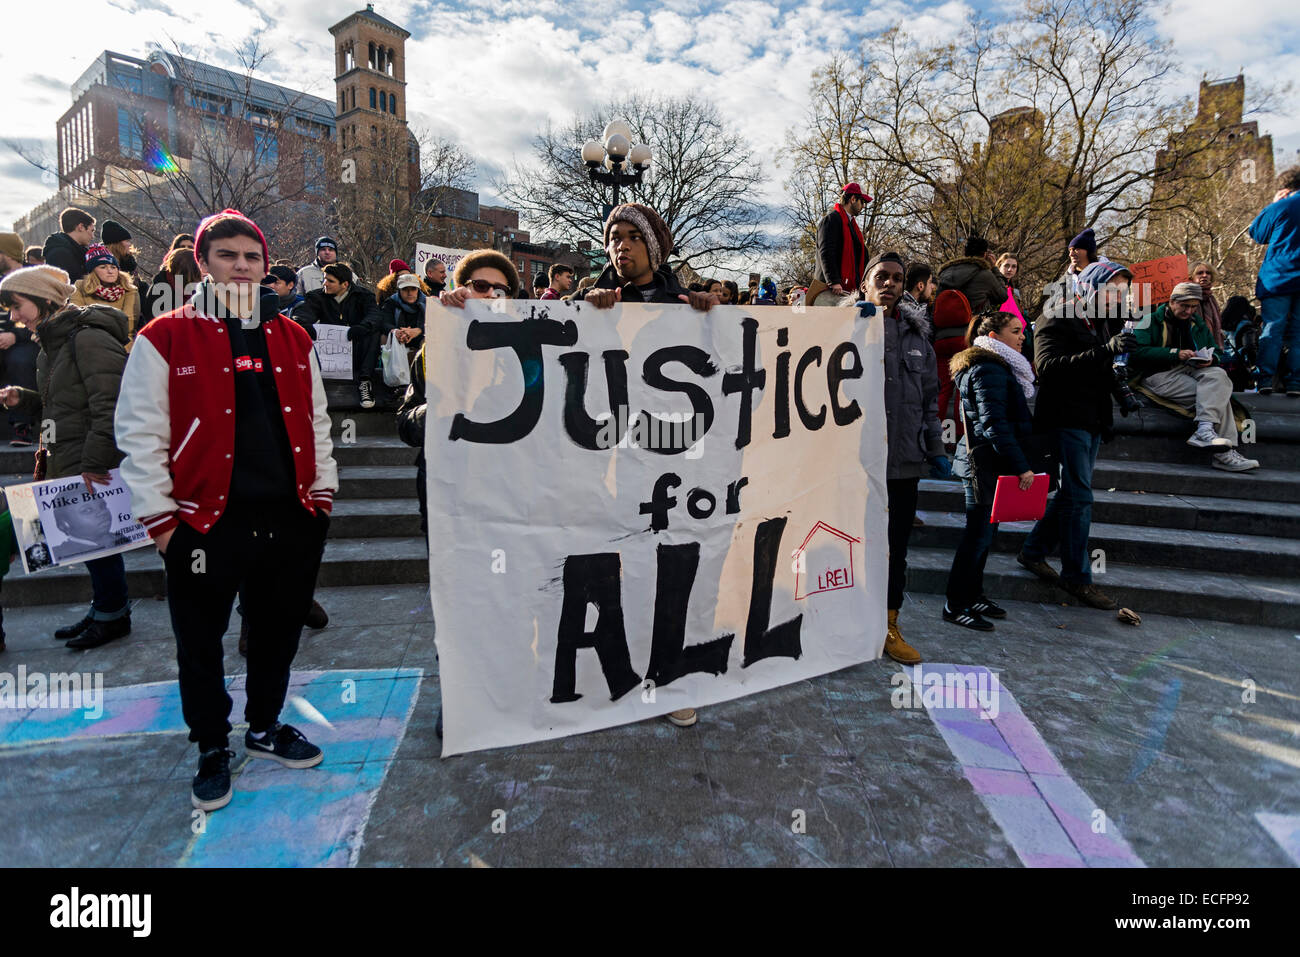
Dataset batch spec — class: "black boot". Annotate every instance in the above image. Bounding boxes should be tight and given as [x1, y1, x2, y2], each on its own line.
[55, 615, 94, 642]
[66, 614, 132, 650]
[304, 600, 329, 629]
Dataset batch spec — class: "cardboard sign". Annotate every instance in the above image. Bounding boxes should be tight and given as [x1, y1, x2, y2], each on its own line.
[313, 323, 353, 380]
[425, 299, 888, 755]
[1129, 255, 1188, 308]
[414, 243, 474, 288]
[4, 471, 150, 574]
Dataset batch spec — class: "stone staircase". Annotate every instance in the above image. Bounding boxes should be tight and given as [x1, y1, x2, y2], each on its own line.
[4, 386, 1298, 628]
[908, 392, 1300, 627]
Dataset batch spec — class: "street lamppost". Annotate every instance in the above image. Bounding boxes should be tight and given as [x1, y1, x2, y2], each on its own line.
[581, 120, 653, 211]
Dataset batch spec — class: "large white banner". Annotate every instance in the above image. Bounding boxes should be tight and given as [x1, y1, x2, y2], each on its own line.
[426, 300, 887, 755]
[4, 470, 151, 574]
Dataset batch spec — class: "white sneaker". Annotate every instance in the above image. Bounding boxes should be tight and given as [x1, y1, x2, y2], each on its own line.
[358, 379, 376, 409]
[1188, 422, 1231, 448]
[1212, 449, 1260, 472]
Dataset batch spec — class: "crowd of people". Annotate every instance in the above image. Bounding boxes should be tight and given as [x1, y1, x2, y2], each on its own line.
[0, 162, 1295, 809]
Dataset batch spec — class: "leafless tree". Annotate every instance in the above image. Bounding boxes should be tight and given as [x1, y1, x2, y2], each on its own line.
[497, 93, 768, 274]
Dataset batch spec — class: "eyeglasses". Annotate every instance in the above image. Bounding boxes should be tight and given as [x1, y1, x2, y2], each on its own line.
[466, 279, 511, 296]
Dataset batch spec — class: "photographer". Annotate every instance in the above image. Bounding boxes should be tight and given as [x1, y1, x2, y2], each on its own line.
[1017, 260, 1136, 611]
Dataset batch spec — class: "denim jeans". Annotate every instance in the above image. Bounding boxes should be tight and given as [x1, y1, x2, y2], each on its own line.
[1258, 293, 1300, 389]
[945, 479, 998, 610]
[86, 553, 129, 620]
[1021, 428, 1101, 585]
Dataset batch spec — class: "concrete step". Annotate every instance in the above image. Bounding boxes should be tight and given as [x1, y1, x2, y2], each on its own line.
[911, 511, 1300, 578]
[328, 498, 422, 537]
[338, 466, 418, 500]
[1090, 459, 1300, 503]
[904, 548, 1300, 628]
[333, 435, 417, 468]
[1100, 433, 1299, 468]
[918, 479, 1300, 539]
[2, 535, 429, 608]
[328, 408, 401, 438]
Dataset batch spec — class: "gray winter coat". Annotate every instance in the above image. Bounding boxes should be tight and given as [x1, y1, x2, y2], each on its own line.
[883, 299, 945, 479]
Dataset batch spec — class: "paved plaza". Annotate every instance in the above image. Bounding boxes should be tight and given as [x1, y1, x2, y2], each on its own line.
[1, 583, 1297, 867]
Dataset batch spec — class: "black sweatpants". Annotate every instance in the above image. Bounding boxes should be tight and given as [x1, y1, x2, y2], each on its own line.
[886, 477, 920, 611]
[165, 501, 328, 751]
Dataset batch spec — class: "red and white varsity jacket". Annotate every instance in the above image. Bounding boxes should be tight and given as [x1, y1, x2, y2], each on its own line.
[114, 301, 339, 540]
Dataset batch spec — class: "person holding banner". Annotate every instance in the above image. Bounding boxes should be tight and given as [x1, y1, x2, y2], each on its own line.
[0, 263, 133, 649]
[945, 312, 1038, 630]
[570, 203, 719, 313]
[422, 258, 447, 297]
[861, 251, 948, 663]
[115, 209, 338, 812]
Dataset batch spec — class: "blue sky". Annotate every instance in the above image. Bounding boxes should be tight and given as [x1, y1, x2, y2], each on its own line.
[3, 0, 1298, 238]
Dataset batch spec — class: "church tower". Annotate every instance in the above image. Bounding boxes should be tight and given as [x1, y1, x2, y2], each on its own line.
[329, 4, 414, 198]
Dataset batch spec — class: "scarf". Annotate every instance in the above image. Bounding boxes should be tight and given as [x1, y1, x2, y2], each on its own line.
[93, 283, 125, 303]
[834, 203, 865, 288]
[975, 334, 1035, 399]
[1199, 290, 1224, 349]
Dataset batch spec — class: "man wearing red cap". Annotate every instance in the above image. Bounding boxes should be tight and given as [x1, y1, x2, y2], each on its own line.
[115, 209, 338, 812]
[815, 183, 871, 295]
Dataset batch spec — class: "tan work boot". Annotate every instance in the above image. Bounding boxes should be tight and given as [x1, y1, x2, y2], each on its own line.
[884, 609, 922, 664]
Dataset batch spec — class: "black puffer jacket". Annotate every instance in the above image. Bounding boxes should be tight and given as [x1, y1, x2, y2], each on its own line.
[1033, 280, 1120, 437]
[569, 263, 688, 304]
[13, 305, 129, 478]
[936, 256, 1006, 314]
[42, 233, 87, 283]
[950, 346, 1036, 503]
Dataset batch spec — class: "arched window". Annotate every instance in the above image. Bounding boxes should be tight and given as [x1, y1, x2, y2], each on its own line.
[349, 88, 356, 109]
[389, 95, 397, 115]
[368, 42, 376, 70]
[380, 91, 387, 112]
[369, 87, 376, 109]
[387, 48, 395, 76]
[339, 92, 346, 112]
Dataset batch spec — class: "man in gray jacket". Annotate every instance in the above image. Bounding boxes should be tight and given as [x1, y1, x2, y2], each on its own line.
[862, 252, 948, 663]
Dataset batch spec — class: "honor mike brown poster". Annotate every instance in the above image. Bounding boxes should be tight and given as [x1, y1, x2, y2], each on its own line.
[425, 299, 887, 755]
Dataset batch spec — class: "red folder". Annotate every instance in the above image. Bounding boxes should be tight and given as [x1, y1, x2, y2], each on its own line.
[990, 473, 1050, 523]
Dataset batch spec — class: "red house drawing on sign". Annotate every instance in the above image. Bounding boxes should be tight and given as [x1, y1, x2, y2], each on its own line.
[793, 522, 861, 600]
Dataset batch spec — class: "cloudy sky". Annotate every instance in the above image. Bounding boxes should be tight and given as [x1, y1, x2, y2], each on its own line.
[3, 0, 1298, 241]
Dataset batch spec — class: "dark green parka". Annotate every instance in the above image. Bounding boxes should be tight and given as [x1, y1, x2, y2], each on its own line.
[13, 304, 129, 479]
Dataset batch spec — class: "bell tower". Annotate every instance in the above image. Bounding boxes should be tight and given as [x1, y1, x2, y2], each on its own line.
[329, 3, 411, 192]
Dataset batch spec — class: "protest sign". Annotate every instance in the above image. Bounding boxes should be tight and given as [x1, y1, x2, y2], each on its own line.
[425, 299, 887, 755]
[1129, 255, 1188, 308]
[414, 243, 474, 288]
[4, 470, 150, 574]
[313, 323, 353, 380]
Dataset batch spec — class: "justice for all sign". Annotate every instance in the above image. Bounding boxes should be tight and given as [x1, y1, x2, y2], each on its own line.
[425, 299, 887, 755]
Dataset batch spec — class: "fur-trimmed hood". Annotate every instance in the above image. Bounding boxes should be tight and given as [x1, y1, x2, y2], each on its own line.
[948, 344, 1008, 377]
[894, 297, 932, 338]
[937, 255, 998, 278]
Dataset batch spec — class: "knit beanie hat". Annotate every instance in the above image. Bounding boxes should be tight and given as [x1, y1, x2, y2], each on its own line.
[1169, 281, 1203, 302]
[194, 209, 270, 271]
[85, 244, 118, 270]
[101, 220, 132, 245]
[0, 232, 24, 263]
[1076, 259, 1131, 298]
[0, 265, 75, 306]
[603, 203, 673, 272]
[316, 236, 337, 251]
[1069, 228, 1098, 258]
[863, 251, 906, 277]
[265, 264, 297, 285]
[389, 259, 411, 274]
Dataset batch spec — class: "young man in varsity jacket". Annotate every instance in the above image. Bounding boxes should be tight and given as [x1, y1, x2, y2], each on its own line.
[114, 209, 339, 812]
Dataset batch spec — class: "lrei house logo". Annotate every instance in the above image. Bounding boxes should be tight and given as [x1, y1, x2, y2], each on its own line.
[49, 887, 151, 937]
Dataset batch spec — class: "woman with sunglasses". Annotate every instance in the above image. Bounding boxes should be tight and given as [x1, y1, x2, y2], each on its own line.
[398, 249, 519, 739]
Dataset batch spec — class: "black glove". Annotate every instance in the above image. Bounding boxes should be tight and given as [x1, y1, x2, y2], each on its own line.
[1105, 332, 1137, 355]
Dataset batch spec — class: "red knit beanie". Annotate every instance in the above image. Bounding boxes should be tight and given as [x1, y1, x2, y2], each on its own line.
[194, 209, 269, 271]
[389, 259, 411, 274]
